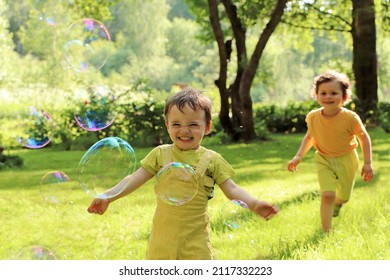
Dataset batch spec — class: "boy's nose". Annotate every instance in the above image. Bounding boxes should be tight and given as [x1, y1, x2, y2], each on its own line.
[179, 126, 191, 134]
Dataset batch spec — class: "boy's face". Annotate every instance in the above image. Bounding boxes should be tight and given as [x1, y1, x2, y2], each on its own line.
[316, 80, 347, 111]
[165, 105, 212, 150]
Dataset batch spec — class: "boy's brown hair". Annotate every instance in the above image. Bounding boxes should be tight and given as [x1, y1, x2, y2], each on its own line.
[164, 87, 213, 125]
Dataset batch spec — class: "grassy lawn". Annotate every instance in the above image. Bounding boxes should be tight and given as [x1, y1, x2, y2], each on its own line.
[0, 128, 389, 260]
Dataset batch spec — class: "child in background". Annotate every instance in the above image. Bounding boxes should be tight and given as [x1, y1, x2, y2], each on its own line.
[287, 70, 374, 232]
[88, 87, 279, 259]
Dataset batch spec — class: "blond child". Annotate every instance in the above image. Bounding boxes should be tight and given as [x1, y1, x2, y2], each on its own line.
[88, 87, 279, 259]
[287, 70, 374, 232]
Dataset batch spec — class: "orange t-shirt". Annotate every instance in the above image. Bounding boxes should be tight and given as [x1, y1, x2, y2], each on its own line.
[306, 107, 366, 157]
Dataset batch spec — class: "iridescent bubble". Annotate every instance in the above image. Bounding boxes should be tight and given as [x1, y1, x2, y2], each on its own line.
[155, 162, 198, 206]
[14, 106, 52, 149]
[63, 18, 112, 72]
[16, 245, 56, 260]
[74, 85, 116, 131]
[40, 171, 72, 204]
[36, 0, 72, 27]
[78, 137, 137, 197]
[221, 199, 249, 229]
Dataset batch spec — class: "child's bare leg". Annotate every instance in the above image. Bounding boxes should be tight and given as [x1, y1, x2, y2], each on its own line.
[320, 191, 336, 232]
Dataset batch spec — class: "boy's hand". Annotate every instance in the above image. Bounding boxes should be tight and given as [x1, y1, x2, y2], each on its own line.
[361, 163, 374, 182]
[87, 198, 109, 215]
[253, 201, 279, 220]
[287, 156, 301, 172]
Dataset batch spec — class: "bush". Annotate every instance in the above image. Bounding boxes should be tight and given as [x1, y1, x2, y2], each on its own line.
[253, 100, 317, 134]
[0, 153, 24, 170]
[378, 102, 390, 133]
[49, 85, 170, 150]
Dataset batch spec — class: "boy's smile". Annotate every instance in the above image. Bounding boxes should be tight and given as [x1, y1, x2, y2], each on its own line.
[316, 80, 346, 116]
[165, 105, 212, 150]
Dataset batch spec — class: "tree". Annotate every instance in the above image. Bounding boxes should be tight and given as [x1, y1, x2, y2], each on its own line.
[0, 0, 18, 86]
[351, 0, 378, 124]
[283, 0, 381, 124]
[189, 0, 288, 142]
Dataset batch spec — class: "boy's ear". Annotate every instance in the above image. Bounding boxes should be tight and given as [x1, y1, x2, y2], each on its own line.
[342, 94, 348, 103]
[205, 121, 213, 135]
[165, 119, 169, 130]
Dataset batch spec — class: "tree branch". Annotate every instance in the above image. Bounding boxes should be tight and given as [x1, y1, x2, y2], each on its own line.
[305, 2, 352, 28]
[281, 19, 351, 33]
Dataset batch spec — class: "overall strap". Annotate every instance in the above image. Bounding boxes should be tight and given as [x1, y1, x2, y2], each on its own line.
[195, 149, 216, 186]
[159, 144, 173, 166]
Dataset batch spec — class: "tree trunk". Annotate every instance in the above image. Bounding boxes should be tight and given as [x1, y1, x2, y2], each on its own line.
[208, 0, 235, 137]
[209, 0, 288, 142]
[351, 0, 378, 125]
[239, 0, 288, 141]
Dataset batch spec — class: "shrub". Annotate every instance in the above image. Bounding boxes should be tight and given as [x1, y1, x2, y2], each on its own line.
[378, 102, 390, 133]
[0, 153, 24, 170]
[253, 100, 317, 134]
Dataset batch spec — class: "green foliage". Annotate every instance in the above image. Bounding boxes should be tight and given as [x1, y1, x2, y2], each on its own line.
[284, 0, 352, 32]
[110, 86, 170, 147]
[49, 84, 170, 149]
[70, 0, 119, 21]
[0, 0, 19, 86]
[0, 151, 24, 170]
[378, 101, 390, 132]
[253, 101, 318, 134]
[380, 0, 390, 32]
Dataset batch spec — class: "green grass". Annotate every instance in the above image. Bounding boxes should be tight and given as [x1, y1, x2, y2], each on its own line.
[0, 128, 389, 260]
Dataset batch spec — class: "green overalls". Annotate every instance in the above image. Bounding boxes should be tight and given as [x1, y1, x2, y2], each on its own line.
[146, 144, 216, 260]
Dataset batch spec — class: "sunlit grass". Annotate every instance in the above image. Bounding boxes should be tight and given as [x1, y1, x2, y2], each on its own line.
[0, 128, 389, 260]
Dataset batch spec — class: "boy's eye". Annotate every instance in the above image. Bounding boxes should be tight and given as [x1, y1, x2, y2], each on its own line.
[172, 123, 180, 126]
[190, 123, 199, 127]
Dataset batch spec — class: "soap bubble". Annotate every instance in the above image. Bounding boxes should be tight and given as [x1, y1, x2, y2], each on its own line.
[74, 85, 116, 131]
[40, 171, 72, 204]
[16, 245, 56, 260]
[36, 0, 72, 27]
[155, 162, 198, 206]
[78, 137, 136, 197]
[14, 106, 52, 149]
[63, 18, 112, 72]
[221, 199, 249, 229]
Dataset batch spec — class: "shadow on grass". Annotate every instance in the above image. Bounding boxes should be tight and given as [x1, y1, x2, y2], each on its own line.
[277, 190, 320, 210]
[255, 228, 327, 260]
[353, 167, 384, 190]
[211, 190, 320, 234]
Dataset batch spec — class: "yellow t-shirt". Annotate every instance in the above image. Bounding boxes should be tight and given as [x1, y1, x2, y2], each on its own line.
[306, 107, 366, 157]
[140, 144, 236, 185]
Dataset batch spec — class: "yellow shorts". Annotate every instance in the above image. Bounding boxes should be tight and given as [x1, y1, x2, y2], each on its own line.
[315, 150, 359, 201]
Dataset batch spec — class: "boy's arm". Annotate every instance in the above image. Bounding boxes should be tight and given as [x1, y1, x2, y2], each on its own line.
[355, 130, 374, 182]
[287, 131, 314, 172]
[87, 167, 154, 215]
[219, 179, 279, 220]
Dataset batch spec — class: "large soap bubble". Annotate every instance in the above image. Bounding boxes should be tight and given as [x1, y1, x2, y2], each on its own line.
[14, 106, 52, 149]
[155, 162, 198, 206]
[40, 171, 72, 204]
[63, 18, 112, 72]
[221, 199, 249, 229]
[78, 137, 137, 198]
[74, 85, 116, 131]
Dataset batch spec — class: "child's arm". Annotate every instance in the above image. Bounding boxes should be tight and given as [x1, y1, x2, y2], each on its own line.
[219, 179, 279, 220]
[87, 167, 154, 215]
[355, 130, 374, 182]
[287, 131, 314, 172]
